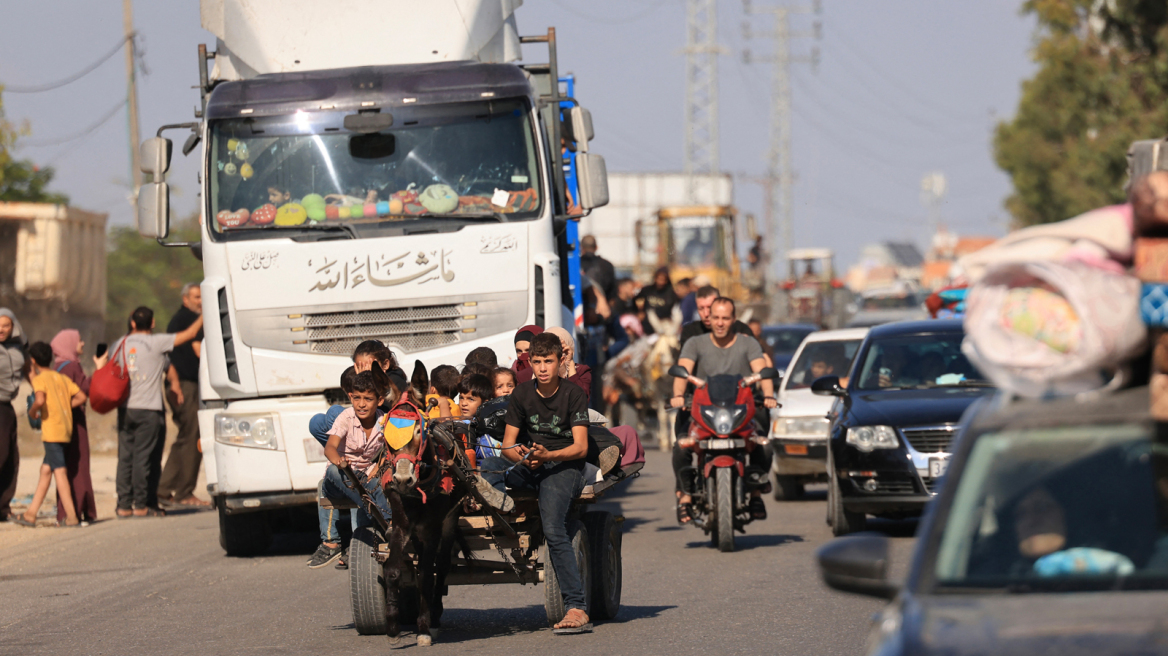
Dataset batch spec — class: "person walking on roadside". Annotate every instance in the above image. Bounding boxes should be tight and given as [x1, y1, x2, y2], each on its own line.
[158, 283, 209, 508]
[0, 308, 28, 522]
[113, 306, 203, 518]
[50, 329, 104, 524]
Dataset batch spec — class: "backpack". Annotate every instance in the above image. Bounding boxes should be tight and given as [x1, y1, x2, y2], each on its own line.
[90, 338, 130, 414]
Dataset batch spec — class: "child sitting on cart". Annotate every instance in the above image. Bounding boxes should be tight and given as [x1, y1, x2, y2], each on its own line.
[320, 369, 394, 537]
[479, 332, 593, 632]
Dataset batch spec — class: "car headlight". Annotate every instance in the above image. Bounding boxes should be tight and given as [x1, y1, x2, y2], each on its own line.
[845, 425, 899, 452]
[215, 413, 279, 450]
[701, 405, 747, 435]
[772, 416, 831, 437]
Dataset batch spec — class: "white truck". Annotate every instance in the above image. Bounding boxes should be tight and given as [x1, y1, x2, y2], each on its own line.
[135, 0, 608, 555]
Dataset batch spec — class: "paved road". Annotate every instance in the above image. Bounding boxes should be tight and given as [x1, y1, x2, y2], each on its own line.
[0, 450, 915, 655]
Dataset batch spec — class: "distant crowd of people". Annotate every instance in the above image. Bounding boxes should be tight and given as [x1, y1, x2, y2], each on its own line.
[0, 282, 208, 526]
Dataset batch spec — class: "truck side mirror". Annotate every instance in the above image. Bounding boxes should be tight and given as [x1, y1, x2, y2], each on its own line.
[576, 152, 609, 210]
[568, 106, 594, 152]
[137, 182, 170, 239]
[140, 137, 173, 179]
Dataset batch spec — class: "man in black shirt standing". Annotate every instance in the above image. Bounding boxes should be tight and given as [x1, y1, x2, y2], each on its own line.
[158, 283, 208, 508]
[480, 332, 592, 632]
[579, 235, 616, 303]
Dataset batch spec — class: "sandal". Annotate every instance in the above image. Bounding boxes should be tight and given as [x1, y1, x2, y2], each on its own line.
[676, 499, 694, 525]
[11, 515, 36, 528]
[552, 608, 593, 634]
[749, 495, 767, 520]
[174, 496, 212, 508]
[133, 507, 166, 518]
[116, 509, 135, 519]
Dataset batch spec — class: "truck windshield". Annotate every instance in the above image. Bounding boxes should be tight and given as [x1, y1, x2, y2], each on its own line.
[933, 422, 1168, 592]
[668, 216, 731, 269]
[207, 99, 542, 238]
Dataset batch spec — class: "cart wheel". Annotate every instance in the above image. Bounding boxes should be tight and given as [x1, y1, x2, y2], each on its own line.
[350, 526, 387, 635]
[584, 511, 622, 620]
[542, 519, 591, 626]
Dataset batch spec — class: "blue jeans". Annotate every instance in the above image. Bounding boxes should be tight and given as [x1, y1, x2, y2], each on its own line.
[320, 464, 391, 533]
[310, 405, 346, 447]
[480, 456, 587, 611]
[317, 476, 358, 543]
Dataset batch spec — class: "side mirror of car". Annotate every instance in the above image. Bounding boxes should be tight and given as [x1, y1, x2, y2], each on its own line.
[668, 365, 689, 379]
[816, 535, 898, 599]
[811, 376, 846, 397]
[758, 367, 779, 380]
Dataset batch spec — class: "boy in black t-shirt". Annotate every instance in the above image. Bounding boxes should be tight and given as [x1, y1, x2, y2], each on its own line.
[479, 332, 592, 632]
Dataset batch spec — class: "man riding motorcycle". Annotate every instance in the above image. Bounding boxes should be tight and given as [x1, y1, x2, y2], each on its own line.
[671, 296, 777, 525]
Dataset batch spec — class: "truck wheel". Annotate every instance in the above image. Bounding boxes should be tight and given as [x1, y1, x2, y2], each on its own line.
[773, 475, 805, 501]
[829, 473, 866, 537]
[584, 511, 622, 620]
[715, 468, 736, 553]
[217, 506, 271, 557]
[543, 519, 591, 626]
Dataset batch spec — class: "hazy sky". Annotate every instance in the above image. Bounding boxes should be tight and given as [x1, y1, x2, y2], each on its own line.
[0, 0, 1036, 270]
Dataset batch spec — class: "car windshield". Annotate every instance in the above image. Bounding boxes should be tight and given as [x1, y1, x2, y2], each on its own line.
[207, 99, 542, 239]
[855, 333, 987, 390]
[862, 294, 920, 310]
[763, 327, 817, 355]
[933, 422, 1168, 592]
[785, 339, 862, 390]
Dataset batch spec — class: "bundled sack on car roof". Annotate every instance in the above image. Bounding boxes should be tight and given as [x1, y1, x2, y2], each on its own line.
[959, 200, 1149, 398]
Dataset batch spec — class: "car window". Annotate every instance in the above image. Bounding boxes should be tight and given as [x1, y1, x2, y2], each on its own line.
[855, 334, 987, 390]
[933, 422, 1168, 592]
[785, 339, 861, 390]
[764, 328, 816, 355]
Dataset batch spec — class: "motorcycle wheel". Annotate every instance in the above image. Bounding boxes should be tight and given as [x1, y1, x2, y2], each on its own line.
[715, 468, 736, 553]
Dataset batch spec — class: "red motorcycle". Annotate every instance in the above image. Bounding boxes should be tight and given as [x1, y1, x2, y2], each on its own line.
[669, 364, 779, 552]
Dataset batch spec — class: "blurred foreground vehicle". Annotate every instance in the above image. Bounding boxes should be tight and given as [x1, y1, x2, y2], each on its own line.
[817, 386, 1168, 656]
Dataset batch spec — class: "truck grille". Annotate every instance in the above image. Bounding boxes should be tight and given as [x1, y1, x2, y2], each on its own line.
[305, 304, 464, 355]
[901, 425, 958, 454]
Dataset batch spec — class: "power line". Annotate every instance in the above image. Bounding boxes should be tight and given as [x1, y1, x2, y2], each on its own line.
[3, 34, 132, 94]
[19, 99, 127, 147]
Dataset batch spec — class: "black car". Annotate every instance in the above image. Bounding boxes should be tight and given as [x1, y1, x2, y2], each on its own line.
[812, 319, 993, 536]
[816, 385, 1168, 655]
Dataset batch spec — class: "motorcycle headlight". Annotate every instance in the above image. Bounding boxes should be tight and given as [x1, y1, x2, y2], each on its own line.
[845, 425, 899, 452]
[772, 416, 831, 437]
[701, 405, 748, 435]
[215, 413, 280, 450]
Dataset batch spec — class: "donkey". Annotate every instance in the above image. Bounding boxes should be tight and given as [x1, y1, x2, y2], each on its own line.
[375, 396, 472, 647]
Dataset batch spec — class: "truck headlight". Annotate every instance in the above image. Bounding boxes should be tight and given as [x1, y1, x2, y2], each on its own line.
[215, 413, 279, 450]
[771, 416, 831, 437]
[845, 426, 899, 452]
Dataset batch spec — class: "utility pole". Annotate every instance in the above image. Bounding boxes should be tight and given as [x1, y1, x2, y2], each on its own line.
[124, 0, 141, 204]
[743, 0, 820, 284]
[683, 0, 722, 202]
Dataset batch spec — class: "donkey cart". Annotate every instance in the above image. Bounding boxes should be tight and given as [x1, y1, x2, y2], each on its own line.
[325, 454, 642, 634]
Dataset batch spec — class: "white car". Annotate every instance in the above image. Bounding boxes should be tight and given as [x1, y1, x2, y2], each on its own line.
[768, 327, 868, 500]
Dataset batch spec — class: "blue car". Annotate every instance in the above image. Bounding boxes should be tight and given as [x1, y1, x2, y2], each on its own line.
[812, 319, 994, 535]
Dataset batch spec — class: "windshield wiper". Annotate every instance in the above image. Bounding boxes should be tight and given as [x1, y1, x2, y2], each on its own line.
[224, 222, 358, 239]
[416, 212, 509, 223]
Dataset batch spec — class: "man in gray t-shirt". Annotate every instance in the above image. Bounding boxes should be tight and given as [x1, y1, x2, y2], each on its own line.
[670, 296, 776, 523]
[113, 306, 203, 516]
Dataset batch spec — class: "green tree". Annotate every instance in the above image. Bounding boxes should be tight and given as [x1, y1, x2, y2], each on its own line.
[105, 214, 203, 339]
[0, 87, 68, 204]
[994, 0, 1168, 227]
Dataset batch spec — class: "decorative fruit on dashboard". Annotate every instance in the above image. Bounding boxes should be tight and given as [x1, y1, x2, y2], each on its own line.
[419, 183, 458, 213]
[251, 203, 277, 225]
[240, 162, 254, 180]
[216, 208, 250, 228]
[301, 194, 327, 222]
[325, 204, 340, 220]
[274, 203, 307, 226]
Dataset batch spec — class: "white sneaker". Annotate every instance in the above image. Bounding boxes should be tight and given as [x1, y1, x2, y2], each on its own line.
[475, 476, 515, 513]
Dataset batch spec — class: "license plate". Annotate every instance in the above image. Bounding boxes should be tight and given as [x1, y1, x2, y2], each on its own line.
[706, 438, 737, 450]
[928, 457, 949, 479]
[304, 438, 327, 463]
[784, 444, 808, 456]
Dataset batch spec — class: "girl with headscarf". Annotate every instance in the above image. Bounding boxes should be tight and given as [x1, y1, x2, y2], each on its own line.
[510, 325, 543, 384]
[50, 329, 100, 523]
[545, 326, 592, 400]
[0, 308, 27, 521]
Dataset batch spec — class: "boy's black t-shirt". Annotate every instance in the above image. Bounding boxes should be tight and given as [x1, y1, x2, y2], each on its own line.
[503, 379, 590, 451]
